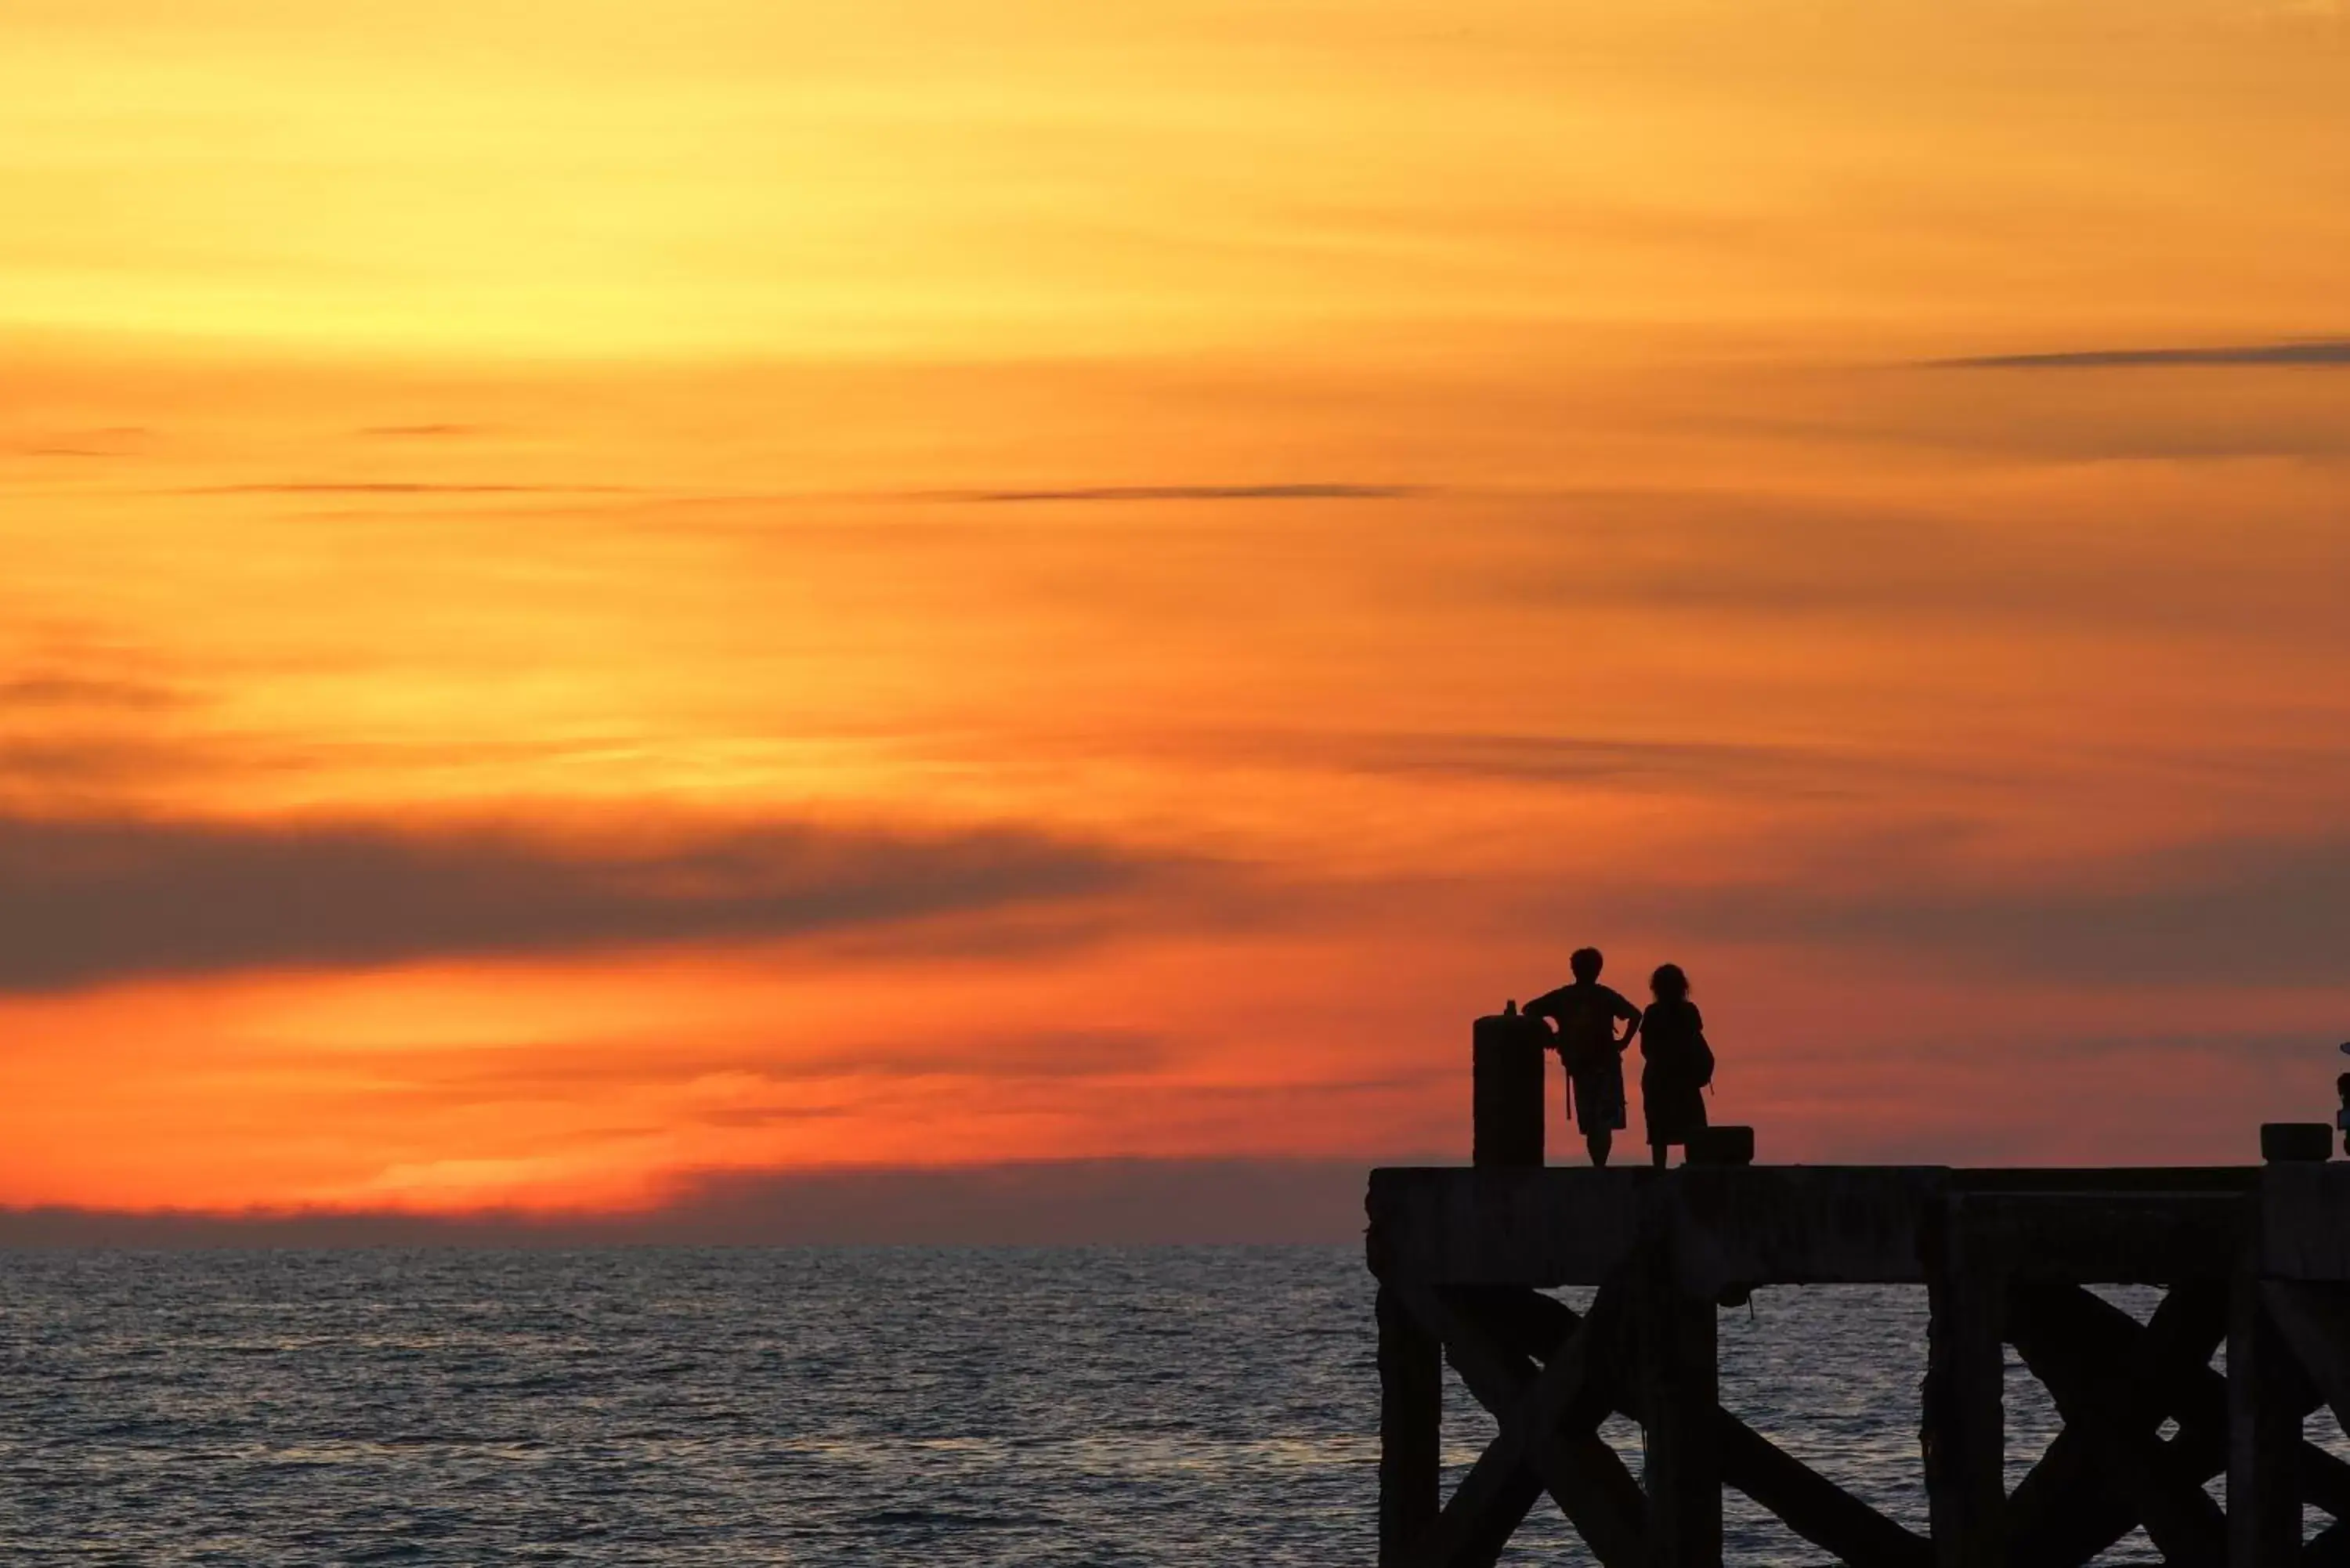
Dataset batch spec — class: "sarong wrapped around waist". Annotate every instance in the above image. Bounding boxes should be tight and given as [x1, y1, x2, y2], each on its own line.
[1567, 1056, 1626, 1131]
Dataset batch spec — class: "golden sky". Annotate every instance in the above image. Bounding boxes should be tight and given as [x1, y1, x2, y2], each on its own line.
[3, 0, 2348, 1213]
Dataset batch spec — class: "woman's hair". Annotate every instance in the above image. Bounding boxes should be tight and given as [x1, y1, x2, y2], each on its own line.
[1650, 963, 1690, 1001]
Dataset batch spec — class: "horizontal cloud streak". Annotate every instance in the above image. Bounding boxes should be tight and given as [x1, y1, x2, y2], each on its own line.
[364, 1030, 1176, 1106]
[930, 483, 1423, 504]
[0, 1158, 1384, 1245]
[0, 674, 182, 713]
[1936, 338, 2350, 370]
[1488, 494, 2350, 641]
[0, 813, 1166, 993]
[1646, 832, 2350, 986]
[1295, 726, 1959, 796]
[186, 482, 634, 496]
[0, 739, 196, 789]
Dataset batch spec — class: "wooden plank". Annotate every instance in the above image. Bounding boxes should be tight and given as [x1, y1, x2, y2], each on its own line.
[1958, 1192, 2249, 1286]
[1379, 1283, 1444, 1567]
[1951, 1169, 2261, 1195]
[1367, 1165, 2257, 1290]
[1923, 1213, 2005, 1568]
[1366, 1166, 1947, 1288]
[2232, 1268, 2312, 1568]
[2005, 1280, 2225, 1568]
[1716, 1419, 1933, 1568]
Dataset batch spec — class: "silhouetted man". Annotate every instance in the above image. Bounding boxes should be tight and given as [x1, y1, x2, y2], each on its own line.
[1524, 948, 1642, 1167]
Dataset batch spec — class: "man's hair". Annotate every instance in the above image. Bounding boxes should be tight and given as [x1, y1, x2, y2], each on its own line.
[1570, 946, 1603, 981]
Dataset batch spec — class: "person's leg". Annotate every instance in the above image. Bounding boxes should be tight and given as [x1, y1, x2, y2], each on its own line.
[1650, 1140, 1668, 1169]
[1588, 1129, 1611, 1168]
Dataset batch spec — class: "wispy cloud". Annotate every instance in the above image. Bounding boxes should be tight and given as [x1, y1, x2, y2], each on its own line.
[184, 482, 633, 497]
[1043, 722, 1990, 804]
[928, 483, 1425, 504]
[0, 812, 1174, 993]
[1934, 338, 2350, 370]
[363, 1030, 1177, 1106]
[0, 738, 196, 791]
[7, 428, 153, 459]
[1640, 831, 2350, 986]
[1291, 727, 1956, 795]
[1484, 493, 2350, 639]
[0, 674, 183, 714]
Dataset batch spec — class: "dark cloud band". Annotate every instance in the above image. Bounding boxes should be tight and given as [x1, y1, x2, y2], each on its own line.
[929, 483, 1423, 504]
[0, 812, 1160, 993]
[1645, 833, 2350, 988]
[1935, 338, 2350, 370]
[0, 1158, 1385, 1245]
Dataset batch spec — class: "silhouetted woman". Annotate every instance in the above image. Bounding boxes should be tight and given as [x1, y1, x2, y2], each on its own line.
[1640, 963, 1713, 1168]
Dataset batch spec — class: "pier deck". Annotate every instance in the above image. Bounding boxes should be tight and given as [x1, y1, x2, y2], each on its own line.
[1366, 1162, 2350, 1568]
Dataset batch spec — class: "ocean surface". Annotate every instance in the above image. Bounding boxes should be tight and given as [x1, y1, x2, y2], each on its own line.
[0, 1248, 2268, 1564]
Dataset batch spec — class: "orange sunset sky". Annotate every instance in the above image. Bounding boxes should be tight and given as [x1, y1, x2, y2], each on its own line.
[3, 0, 2348, 1216]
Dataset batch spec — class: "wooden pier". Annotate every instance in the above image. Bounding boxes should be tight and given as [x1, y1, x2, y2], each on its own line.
[1367, 1161, 2350, 1568]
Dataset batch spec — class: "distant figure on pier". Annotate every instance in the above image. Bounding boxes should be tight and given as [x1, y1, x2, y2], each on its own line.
[1640, 963, 1715, 1167]
[1524, 947, 1642, 1167]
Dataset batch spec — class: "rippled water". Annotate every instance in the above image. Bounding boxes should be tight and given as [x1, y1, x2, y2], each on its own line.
[0, 1248, 2254, 1564]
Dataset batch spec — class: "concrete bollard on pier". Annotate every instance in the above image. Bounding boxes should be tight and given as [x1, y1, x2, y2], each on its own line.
[1470, 1003, 1545, 1168]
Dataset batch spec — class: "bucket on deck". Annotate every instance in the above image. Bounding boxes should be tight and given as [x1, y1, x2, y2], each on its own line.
[1473, 1005, 1546, 1167]
[1688, 1125, 1756, 1166]
[2262, 1122, 2333, 1163]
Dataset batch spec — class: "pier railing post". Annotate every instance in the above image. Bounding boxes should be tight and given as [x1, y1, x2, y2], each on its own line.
[1377, 1282, 1443, 1566]
[1636, 1232, 1721, 1568]
[1924, 1202, 2005, 1568]
[2229, 1266, 2307, 1567]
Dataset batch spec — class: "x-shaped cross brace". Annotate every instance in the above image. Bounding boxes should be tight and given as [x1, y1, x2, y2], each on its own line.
[1380, 1273, 1932, 1568]
[2005, 1278, 2350, 1568]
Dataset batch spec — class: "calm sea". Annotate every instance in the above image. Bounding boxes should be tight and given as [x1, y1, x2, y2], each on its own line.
[0, 1248, 2242, 1563]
